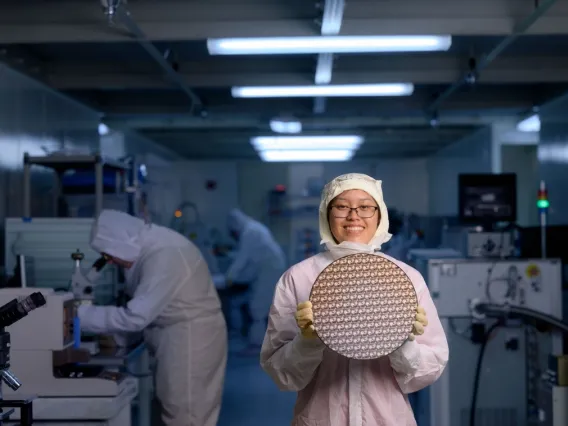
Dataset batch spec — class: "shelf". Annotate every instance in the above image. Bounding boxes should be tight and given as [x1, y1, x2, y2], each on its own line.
[24, 153, 130, 173]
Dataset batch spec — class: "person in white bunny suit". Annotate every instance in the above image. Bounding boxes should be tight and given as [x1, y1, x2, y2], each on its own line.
[260, 173, 449, 426]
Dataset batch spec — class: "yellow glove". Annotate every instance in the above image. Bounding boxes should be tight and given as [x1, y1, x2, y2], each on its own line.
[295, 301, 318, 339]
[408, 306, 428, 341]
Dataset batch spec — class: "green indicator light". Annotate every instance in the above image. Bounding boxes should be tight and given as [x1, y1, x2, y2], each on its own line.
[537, 199, 550, 209]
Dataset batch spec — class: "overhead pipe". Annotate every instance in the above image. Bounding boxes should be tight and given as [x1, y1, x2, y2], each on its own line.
[102, 2, 202, 113]
[313, 0, 345, 114]
[426, 0, 559, 114]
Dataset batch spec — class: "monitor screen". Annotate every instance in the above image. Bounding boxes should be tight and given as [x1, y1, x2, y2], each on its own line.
[458, 173, 517, 224]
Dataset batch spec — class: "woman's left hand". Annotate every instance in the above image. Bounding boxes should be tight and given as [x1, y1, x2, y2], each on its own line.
[408, 306, 428, 341]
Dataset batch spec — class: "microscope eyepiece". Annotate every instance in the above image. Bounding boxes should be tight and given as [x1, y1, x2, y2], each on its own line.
[19, 292, 46, 313]
[92, 256, 108, 272]
[0, 292, 46, 328]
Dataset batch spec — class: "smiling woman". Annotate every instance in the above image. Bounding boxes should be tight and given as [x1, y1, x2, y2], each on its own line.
[260, 173, 449, 426]
[327, 189, 381, 245]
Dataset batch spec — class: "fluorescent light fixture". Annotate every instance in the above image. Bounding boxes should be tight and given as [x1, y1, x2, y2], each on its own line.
[321, 0, 345, 35]
[98, 123, 110, 136]
[207, 36, 452, 55]
[517, 114, 541, 132]
[233, 83, 414, 98]
[315, 53, 334, 84]
[538, 143, 568, 164]
[252, 135, 363, 151]
[269, 120, 302, 134]
[259, 149, 354, 162]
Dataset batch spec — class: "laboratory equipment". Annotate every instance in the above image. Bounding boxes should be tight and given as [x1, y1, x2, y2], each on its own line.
[267, 185, 287, 216]
[537, 180, 549, 258]
[441, 227, 514, 258]
[466, 231, 513, 258]
[0, 291, 46, 425]
[0, 288, 138, 425]
[468, 302, 568, 426]
[5, 218, 120, 305]
[295, 228, 319, 262]
[288, 197, 320, 264]
[69, 249, 107, 303]
[0, 288, 136, 398]
[458, 173, 517, 225]
[310, 254, 417, 359]
[4, 255, 35, 288]
[425, 258, 563, 426]
[23, 152, 131, 218]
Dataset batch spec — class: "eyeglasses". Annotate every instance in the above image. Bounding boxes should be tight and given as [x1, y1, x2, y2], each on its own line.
[330, 205, 379, 219]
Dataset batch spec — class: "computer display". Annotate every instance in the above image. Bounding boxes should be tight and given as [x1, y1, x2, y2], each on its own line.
[458, 173, 517, 224]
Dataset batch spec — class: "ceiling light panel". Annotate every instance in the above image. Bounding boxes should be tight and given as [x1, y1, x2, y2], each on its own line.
[517, 114, 541, 132]
[207, 36, 452, 55]
[233, 84, 414, 98]
[259, 149, 354, 162]
[252, 135, 363, 151]
[269, 120, 302, 134]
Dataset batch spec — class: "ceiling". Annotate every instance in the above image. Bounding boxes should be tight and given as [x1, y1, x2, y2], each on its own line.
[1, 0, 568, 160]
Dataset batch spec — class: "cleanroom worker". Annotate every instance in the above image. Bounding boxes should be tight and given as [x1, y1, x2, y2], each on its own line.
[226, 208, 286, 352]
[260, 173, 449, 426]
[77, 210, 227, 426]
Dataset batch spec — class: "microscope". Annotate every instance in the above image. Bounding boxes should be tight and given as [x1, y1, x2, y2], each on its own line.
[0, 288, 137, 398]
[69, 249, 107, 304]
[0, 291, 47, 425]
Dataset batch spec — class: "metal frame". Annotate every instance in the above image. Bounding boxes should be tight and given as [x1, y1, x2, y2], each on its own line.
[427, 0, 560, 113]
[22, 153, 130, 219]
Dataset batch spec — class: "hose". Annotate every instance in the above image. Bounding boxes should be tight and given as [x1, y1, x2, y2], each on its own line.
[468, 301, 568, 426]
[475, 302, 568, 334]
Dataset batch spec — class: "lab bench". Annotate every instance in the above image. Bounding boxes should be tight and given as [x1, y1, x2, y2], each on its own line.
[88, 342, 153, 426]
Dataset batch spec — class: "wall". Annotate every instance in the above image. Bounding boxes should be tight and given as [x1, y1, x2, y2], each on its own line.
[426, 127, 493, 216]
[501, 145, 539, 227]
[237, 159, 429, 217]
[237, 160, 288, 223]
[0, 64, 182, 269]
[172, 159, 429, 251]
[491, 119, 539, 174]
[174, 161, 240, 235]
[538, 117, 568, 226]
[0, 64, 101, 269]
[284, 160, 430, 215]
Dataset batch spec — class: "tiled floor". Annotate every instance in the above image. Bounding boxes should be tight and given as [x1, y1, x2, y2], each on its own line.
[217, 338, 296, 426]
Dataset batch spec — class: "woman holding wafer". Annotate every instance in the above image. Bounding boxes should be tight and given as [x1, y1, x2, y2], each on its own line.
[260, 173, 448, 426]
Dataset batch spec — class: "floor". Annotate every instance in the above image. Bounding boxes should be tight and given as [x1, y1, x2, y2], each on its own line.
[217, 336, 296, 426]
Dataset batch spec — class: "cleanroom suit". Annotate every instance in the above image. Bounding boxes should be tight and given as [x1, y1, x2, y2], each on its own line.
[260, 173, 449, 426]
[226, 208, 287, 346]
[78, 210, 227, 426]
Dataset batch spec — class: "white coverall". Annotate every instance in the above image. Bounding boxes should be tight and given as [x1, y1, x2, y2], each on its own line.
[78, 210, 227, 426]
[260, 173, 449, 426]
[226, 208, 287, 346]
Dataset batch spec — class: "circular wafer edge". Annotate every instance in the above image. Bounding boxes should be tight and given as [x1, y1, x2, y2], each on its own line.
[308, 252, 418, 360]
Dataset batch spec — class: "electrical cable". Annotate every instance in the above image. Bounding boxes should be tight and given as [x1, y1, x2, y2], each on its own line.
[468, 302, 568, 426]
[476, 303, 568, 335]
[469, 320, 502, 426]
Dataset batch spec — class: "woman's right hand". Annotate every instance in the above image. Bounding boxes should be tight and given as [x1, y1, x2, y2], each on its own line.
[295, 301, 318, 339]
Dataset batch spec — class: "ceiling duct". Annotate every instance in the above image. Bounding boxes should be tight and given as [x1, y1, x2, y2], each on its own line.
[427, 0, 559, 113]
[101, 0, 202, 113]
